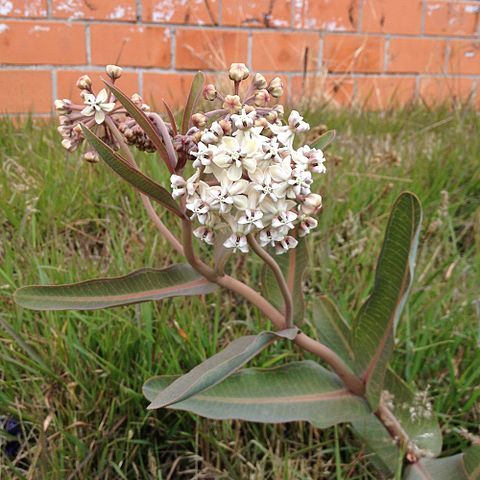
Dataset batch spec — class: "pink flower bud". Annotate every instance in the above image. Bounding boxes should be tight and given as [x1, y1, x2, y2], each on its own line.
[203, 84, 217, 101]
[54, 99, 72, 114]
[83, 151, 99, 163]
[265, 110, 278, 123]
[254, 89, 270, 107]
[222, 94, 242, 113]
[228, 63, 249, 82]
[252, 73, 267, 90]
[301, 193, 322, 215]
[218, 119, 233, 136]
[191, 112, 207, 128]
[106, 64, 123, 80]
[76, 75, 92, 91]
[268, 77, 284, 98]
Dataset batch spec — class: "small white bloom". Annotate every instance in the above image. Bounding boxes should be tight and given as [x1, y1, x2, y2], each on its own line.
[262, 138, 286, 164]
[287, 168, 313, 198]
[288, 110, 310, 133]
[272, 211, 297, 230]
[298, 216, 318, 237]
[250, 168, 287, 203]
[275, 236, 298, 255]
[223, 234, 249, 253]
[208, 178, 249, 213]
[238, 209, 264, 233]
[231, 108, 256, 130]
[193, 226, 215, 245]
[259, 228, 285, 248]
[186, 198, 210, 224]
[81, 89, 116, 124]
[300, 145, 326, 174]
[213, 136, 258, 181]
[170, 174, 187, 198]
[191, 142, 217, 168]
[201, 121, 224, 144]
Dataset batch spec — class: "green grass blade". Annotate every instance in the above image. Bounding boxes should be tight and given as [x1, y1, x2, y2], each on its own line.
[14, 265, 218, 310]
[147, 327, 298, 410]
[144, 361, 371, 427]
[81, 125, 185, 218]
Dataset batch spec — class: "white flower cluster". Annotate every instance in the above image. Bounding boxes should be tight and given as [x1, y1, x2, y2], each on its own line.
[171, 109, 326, 254]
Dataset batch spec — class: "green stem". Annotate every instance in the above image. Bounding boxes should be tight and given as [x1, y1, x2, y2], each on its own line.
[247, 233, 293, 329]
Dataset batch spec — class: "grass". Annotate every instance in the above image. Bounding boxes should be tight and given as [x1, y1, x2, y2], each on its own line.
[0, 105, 479, 479]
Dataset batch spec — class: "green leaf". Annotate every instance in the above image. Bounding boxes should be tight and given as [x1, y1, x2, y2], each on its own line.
[81, 126, 184, 218]
[181, 71, 205, 134]
[262, 237, 308, 324]
[310, 130, 336, 150]
[144, 361, 371, 427]
[14, 264, 217, 310]
[104, 81, 175, 172]
[464, 445, 480, 479]
[352, 192, 422, 408]
[147, 328, 298, 410]
[403, 455, 468, 480]
[311, 295, 355, 367]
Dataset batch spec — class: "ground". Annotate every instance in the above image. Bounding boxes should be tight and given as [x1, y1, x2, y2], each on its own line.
[0, 106, 479, 479]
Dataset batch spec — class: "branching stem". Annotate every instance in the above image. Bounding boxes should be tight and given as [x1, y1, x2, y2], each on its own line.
[247, 234, 293, 329]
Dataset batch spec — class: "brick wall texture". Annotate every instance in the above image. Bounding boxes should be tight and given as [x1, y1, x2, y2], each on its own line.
[0, 0, 479, 114]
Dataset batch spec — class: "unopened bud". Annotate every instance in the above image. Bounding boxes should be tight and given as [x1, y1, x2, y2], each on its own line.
[73, 124, 83, 134]
[228, 63, 249, 82]
[131, 93, 143, 106]
[106, 64, 123, 80]
[61, 138, 74, 151]
[222, 94, 242, 113]
[265, 110, 278, 123]
[244, 104, 255, 114]
[274, 104, 284, 118]
[54, 99, 72, 114]
[191, 112, 207, 128]
[268, 77, 284, 98]
[252, 73, 267, 90]
[192, 130, 203, 143]
[83, 151, 99, 163]
[254, 89, 270, 107]
[254, 117, 268, 128]
[203, 84, 217, 101]
[218, 119, 232, 136]
[301, 193, 323, 215]
[76, 75, 92, 91]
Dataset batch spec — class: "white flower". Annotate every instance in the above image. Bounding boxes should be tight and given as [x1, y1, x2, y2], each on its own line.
[238, 209, 264, 233]
[275, 236, 298, 255]
[208, 177, 249, 213]
[262, 138, 285, 164]
[213, 136, 258, 181]
[288, 110, 310, 133]
[300, 145, 326, 174]
[193, 226, 215, 245]
[223, 234, 249, 253]
[231, 108, 256, 130]
[299, 216, 318, 237]
[186, 198, 209, 224]
[81, 89, 115, 124]
[191, 142, 217, 168]
[269, 110, 310, 148]
[259, 228, 285, 248]
[287, 168, 313, 198]
[272, 210, 297, 230]
[170, 174, 187, 198]
[249, 168, 287, 203]
[201, 121, 224, 144]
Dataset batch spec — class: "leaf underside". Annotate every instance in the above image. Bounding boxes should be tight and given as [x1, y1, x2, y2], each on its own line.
[464, 445, 480, 480]
[352, 192, 422, 408]
[403, 454, 468, 480]
[262, 237, 308, 325]
[310, 129, 336, 150]
[144, 361, 371, 427]
[147, 327, 298, 410]
[81, 126, 184, 217]
[181, 71, 205, 134]
[14, 264, 217, 310]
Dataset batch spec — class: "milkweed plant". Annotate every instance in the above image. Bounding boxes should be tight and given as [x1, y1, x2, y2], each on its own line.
[14, 63, 479, 478]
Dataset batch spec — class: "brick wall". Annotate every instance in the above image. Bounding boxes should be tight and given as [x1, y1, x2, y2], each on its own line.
[0, 0, 479, 114]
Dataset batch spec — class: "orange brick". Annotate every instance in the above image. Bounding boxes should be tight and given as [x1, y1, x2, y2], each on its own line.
[90, 25, 171, 68]
[290, 75, 355, 107]
[0, 22, 86, 65]
[0, 0, 47, 17]
[293, 0, 359, 31]
[419, 77, 475, 106]
[175, 29, 248, 70]
[222, 0, 290, 27]
[0, 70, 51, 113]
[323, 35, 384, 73]
[447, 40, 480, 75]
[252, 32, 319, 72]
[56, 70, 139, 104]
[356, 76, 416, 109]
[425, 1, 479, 36]
[143, 0, 219, 24]
[388, 38, 446, 73]
[362, 0, 422, 34]
[143, 73, 195, 109]
[52, 0, 136, 20]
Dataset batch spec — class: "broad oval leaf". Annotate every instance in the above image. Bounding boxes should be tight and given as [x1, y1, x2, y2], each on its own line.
[403, 455, 468, 480]
[81, 126, 184, 218]
[147, 327, 298, 410]
[311, 294, 355, 368]
[104, 81, 175, 172]
[14, 264, 217, 310]
[310, 130, 336, 150]
[181, 71, 205, 134]
[353, 192, 422, 408]
[261, 237, 308, 325]
[144, 361, 371, 427]
[464, 445, 480, 479]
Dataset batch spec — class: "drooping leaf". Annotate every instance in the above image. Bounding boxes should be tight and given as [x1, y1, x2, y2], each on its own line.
[464, 444, 480, 479]
[104, 81, 175, 172]
[310, 130, 336, 150]
[181, 71, 205, 134]
[162, 99, 178, 136]
[14, 264, 217, 310]
[147, 328, 298, 410]
[352, 192, 422, 408]
[261, 237, 308, 324]
[403, 455, 468, 480]
[81, 126, 184, 218]
[144, 361, 371, 427]
[311, 295, 355, 367]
